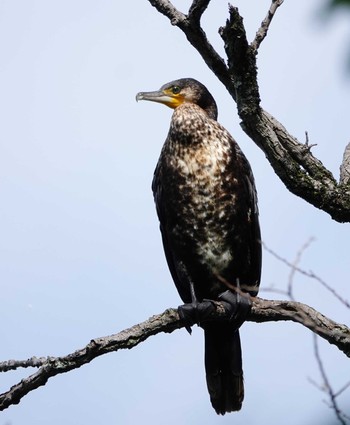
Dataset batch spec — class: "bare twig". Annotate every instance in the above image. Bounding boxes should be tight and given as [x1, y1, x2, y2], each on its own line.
[287, 238, 315, 300]
[303, 131, 317, 152]
[334, 380, 350, 398]
[312, 335, 349, 425]
[0, 298, 349, 411]
[262, 240, 350, 421]
[263, 242, 350, 309]
[260, 286, 290, 297]
[308, 376, 325, 392]
[263, 238, 314, 301]
[251, 0, 284, 52]
[0, 357, 48, 373]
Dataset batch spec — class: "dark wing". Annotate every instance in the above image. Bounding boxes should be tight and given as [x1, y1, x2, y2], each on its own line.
[152, 160, 192, 303]
[241, 156, 261, 296]
[224, 138, 261, 296]
[217, 135, 261, 297]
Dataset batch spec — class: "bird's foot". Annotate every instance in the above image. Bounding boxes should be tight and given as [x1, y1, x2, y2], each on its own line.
[178, 290, 251, 333]
[178, 300, 216, 334]
[218, 289, 252, 330]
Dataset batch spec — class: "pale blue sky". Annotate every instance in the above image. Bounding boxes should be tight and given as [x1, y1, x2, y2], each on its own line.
[0, 1, 349, 424]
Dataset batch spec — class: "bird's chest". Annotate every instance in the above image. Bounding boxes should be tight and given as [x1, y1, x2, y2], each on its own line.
[160, 136, 237, 272]
[164, 140, 231, 212]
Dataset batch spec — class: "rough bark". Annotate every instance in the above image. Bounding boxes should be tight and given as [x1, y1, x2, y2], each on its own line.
[0, 297, 349, 411]
[2, 0, 348, 417]
[145, 0, 350, 222]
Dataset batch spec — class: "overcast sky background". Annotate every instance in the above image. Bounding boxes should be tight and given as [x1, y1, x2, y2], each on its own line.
[0, 1, 349, 424]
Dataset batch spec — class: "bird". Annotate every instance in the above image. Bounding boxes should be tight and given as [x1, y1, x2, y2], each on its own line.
[136, 78, 261, 415]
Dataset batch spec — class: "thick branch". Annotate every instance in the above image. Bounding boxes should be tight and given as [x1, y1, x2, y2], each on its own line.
[219, 6, 350, 222]
[340, 142, 350, 185]
[250, 298, 350, 356]
[146, 0, 234, 99]
[188, 0, 211, 24]
[0, 297, 349, 411]
[145, 0, 350, 222]
[219, 7, 260, 118]
[242, 109, 350, 222]
[146, 0, 185, 25]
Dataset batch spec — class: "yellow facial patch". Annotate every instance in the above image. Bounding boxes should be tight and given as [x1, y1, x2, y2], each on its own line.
[162, 89, 185, 109]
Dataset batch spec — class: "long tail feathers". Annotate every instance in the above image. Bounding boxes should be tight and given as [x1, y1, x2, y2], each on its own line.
[204, 324, 244, 414]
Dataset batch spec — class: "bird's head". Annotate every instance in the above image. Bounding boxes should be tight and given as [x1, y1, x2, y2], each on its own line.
[136, 78, 218, 120]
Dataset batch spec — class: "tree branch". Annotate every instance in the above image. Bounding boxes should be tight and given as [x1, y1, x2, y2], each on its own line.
[188, 0, 211, 24]
[312, 335, 349, 425]
[219, 7, 350, 222]
[146, 0, 185, 25]
[263, 241, 350, 309]
[251, 0, 284, 52]
[144, 0, 350, 222]
[146, 0, 234, 100]
[340, 142, 350, 186]
[250, 298, 350, 357]
[0, 297, 349, 411]
[0, 357, 49, 373]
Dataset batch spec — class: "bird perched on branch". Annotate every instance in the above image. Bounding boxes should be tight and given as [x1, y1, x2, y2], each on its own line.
[136, 78, 261, 415]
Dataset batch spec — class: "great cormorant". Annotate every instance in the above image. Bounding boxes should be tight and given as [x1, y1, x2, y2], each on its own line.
[136, 78, 261, 414]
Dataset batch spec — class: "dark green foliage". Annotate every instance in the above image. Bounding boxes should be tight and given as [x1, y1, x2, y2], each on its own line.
[327, 0, 350, 8]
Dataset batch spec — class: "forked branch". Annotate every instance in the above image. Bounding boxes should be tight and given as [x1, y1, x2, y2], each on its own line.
[145, 0, 350, 222]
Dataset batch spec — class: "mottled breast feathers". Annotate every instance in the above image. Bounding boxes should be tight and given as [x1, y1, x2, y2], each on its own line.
[152, 102, 261, 303]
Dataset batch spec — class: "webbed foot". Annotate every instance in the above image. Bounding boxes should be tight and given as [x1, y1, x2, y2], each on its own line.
[178, 300, 216, 334]
[218, 289, 252, 330]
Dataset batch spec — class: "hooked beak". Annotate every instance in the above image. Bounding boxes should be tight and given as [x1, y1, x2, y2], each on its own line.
[136, 90, 183, 109]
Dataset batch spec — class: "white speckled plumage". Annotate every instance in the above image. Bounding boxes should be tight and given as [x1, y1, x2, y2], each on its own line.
[145, 78, 261, 414]
[153, 101, 260, 300]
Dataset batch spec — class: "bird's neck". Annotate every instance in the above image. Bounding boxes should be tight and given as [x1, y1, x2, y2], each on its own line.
[169, 103, 214, 146]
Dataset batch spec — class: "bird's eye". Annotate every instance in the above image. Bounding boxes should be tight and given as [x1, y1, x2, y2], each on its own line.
[172, 86, 181, 95]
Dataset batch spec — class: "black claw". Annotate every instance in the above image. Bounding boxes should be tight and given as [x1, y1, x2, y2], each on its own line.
[178, 304, 196, 334]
